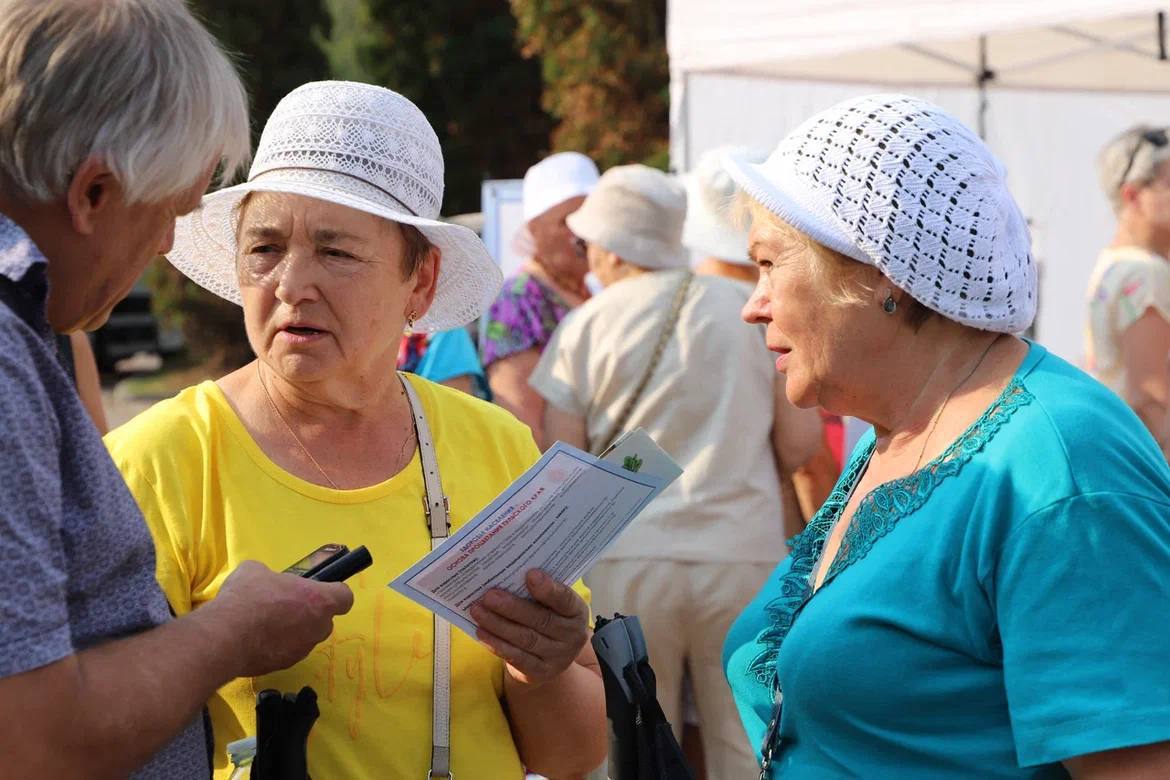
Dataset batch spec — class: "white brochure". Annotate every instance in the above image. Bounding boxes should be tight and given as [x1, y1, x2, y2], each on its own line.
[389, 431, 681, 638]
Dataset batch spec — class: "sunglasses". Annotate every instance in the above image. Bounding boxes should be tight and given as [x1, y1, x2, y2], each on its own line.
[1118, 129, 1169, 190]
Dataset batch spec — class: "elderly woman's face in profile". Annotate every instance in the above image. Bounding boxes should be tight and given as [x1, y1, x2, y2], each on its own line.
[236, 192, 426, 382]
[743, 220, 884, 411]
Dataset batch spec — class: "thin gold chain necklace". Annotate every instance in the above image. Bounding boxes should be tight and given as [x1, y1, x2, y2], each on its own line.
[255, 363, 417, 489]
[913, 333, 1003, 472]
[256, 361, 341, 489]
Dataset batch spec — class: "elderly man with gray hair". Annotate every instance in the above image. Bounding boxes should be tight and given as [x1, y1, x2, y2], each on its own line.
[0, 1, 353, 777]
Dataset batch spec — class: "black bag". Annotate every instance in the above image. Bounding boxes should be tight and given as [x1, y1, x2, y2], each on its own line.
[249, 687, 319, 780]
[592, 614, 695, 780]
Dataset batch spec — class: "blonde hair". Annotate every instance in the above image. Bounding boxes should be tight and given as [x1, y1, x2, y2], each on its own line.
[0, 0, 251, 205]
[739, 194, 935, 328]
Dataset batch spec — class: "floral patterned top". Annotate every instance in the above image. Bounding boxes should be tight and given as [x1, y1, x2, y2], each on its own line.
[1085, 245, 1170, 394]
[479, 272, 571, 368]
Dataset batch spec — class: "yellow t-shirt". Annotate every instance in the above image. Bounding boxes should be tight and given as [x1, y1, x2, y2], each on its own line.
[105, 375, 588, 780]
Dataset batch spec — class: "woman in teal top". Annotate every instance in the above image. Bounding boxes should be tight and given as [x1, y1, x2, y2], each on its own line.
[720, 94, 1170, 778]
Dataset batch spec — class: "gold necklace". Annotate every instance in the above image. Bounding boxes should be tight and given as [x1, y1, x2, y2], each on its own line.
[256, 361, 341, 489]
[255, 363, 417, 489]
[913, 334, 1003, 472]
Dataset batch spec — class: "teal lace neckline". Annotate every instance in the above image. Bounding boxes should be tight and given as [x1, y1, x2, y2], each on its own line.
[747, 376, 1035, 686]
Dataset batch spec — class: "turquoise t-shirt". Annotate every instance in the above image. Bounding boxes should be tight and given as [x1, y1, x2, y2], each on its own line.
[414, 328, 484, 385]
[724, 341, 1170, 779]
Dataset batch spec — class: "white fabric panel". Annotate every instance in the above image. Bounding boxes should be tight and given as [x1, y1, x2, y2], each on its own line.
[669, 1, 1168, 90]
[676, 74, 1170, 366]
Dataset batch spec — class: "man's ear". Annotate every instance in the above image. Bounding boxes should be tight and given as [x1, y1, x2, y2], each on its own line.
[65, 157, 122, 236]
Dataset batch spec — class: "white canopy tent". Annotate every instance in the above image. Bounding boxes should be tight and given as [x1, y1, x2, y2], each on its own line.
[669, 1, 1170, 364]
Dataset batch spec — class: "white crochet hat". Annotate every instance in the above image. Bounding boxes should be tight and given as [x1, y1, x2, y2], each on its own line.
[168, 81, 502, 333]
[566, 164, 689, 270]
[682, 145, 768, 265]
[522, 151, 600, 222]
[723, 94, 1036, 333]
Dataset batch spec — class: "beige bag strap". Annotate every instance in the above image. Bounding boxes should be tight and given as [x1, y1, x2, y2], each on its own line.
[590, 271, 693, 455]
[399, 374, 453, 779]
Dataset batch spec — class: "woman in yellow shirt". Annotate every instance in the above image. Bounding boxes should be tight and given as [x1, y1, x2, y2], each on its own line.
[105, 82, 604, 780]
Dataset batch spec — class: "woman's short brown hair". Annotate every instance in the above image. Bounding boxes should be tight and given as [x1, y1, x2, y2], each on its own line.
[742, 196, 935, 331]
[397, 223, 433, 279]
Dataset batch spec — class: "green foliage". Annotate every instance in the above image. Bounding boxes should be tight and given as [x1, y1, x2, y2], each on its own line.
[320, 0, 552, 215]
[144, 257, 253, 368]
[189, 0, 333, 146]
[140, 0, 671, 372]
[143, 0, 334, 370]
[316, 0, 380, 82]
[510, 0, 669, 170]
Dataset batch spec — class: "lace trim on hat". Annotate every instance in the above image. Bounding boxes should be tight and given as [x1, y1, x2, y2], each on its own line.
[746, 377, 1034, 686]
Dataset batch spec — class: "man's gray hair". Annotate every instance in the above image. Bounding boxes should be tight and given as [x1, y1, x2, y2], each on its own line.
[0, 0, 251, 205]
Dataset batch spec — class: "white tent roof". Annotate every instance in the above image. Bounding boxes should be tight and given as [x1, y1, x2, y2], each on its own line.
[669, 1, 1170, 91]
[667, 2, 1170, 365]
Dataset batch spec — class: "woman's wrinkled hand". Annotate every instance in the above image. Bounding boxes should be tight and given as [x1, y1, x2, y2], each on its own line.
[470, 569, 590, 688]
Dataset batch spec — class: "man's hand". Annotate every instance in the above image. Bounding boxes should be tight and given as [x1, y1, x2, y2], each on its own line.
[201, 560, 354, 677]
[470, 569, 590, 687]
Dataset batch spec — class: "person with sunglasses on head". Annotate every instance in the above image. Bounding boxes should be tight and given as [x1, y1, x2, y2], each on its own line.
[1086, 125, 1170, 452]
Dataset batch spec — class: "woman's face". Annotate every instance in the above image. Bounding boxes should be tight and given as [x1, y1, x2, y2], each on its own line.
[1134, 160, 1170, 238]
[585, 241, 619, 287]
[741, 219, 888, 411]
[236, 192, 437, 384]
[530, 195, 588, 279]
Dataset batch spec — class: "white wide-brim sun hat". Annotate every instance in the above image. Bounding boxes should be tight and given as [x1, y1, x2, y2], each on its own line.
[682, 145, 768, 265]
[168, 80, 502, 333]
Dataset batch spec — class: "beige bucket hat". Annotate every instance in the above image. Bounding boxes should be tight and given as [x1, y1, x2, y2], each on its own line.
[566, 164, 689, 270]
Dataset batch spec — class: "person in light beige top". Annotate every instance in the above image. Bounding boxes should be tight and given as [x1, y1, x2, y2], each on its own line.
[686, 146, 841, 535]
[529, 164, 828, 780]
[1086, 125, 1170, 451]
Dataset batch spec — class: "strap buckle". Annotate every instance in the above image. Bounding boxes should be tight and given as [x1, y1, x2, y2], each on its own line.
[422, 495, 450, 519]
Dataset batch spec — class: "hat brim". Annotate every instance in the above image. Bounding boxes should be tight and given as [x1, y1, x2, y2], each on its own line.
[168, 172, 502, 333]
[681, 174, 752, 265]
[565, 211, 690, 271]
[720, 149, 872, 267]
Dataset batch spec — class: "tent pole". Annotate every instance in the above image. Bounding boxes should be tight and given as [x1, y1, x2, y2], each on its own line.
[977, 35, 993, 139]
[1159, 11, 1167, 60]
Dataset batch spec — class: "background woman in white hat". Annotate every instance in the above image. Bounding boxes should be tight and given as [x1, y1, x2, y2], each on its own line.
[105, 81, 604, 780]
[530, 164, 828, 780]
[481, 151, 599, 442]
[723, 94, 1170, 778]
[685, 145, 841, 534]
